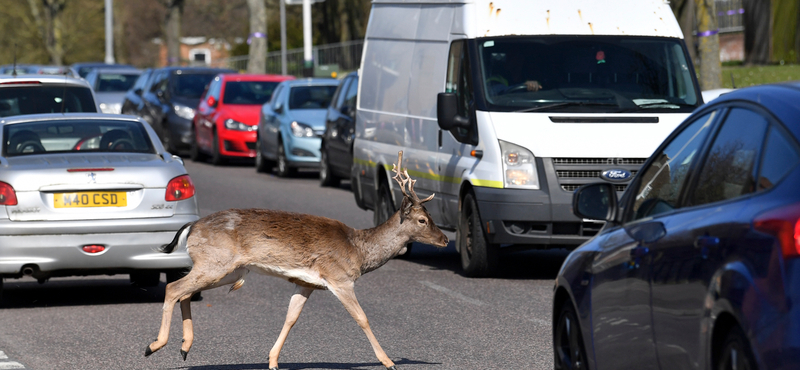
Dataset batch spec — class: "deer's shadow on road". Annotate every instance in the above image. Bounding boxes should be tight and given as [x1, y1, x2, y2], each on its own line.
[402, 240, 571, 280]
[177, 357, 439, 370]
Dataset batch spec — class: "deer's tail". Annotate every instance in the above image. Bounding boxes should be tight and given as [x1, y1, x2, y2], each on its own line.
[158, 222, 195, 254]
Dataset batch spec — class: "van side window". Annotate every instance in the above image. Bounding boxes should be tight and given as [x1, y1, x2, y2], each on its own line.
[445, 40, 476, 144]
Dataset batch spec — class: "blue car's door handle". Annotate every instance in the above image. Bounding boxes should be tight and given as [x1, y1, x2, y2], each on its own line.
[694, 236, 720, 249]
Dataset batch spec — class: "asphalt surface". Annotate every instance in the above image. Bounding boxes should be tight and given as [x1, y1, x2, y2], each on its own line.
[0, 158, 568, 370]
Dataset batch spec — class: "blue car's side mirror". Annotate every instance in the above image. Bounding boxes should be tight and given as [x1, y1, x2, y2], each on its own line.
[572, 182, 618, 222]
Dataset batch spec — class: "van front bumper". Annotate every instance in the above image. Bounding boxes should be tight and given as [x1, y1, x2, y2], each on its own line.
[472, 186, 601, 248]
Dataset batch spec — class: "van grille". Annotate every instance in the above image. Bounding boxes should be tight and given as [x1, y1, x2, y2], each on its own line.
[551, 157, 645, 193]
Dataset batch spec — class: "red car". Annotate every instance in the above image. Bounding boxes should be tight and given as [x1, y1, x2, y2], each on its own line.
[191, 73, 295, 164]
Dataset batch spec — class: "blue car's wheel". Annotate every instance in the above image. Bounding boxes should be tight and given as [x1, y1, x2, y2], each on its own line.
[716, 326, 756, 370]
[554, 301, 587, 370]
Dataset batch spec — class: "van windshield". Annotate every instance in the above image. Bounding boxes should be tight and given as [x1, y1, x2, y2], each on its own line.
[478, 36, 699, 113]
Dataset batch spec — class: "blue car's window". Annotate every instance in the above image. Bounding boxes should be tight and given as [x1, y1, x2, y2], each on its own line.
[757, 125, 800, 192]
[689, 108, 768, 206]
[223, 81, 279, 105]
[4, 120, 155, 156]
[288, 86, 337, 110]
[172, 73, 217, 99]
[630, 110, 716, 220]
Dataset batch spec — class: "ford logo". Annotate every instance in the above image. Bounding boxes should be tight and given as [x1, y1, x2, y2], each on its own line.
[601, 169, 632, 182]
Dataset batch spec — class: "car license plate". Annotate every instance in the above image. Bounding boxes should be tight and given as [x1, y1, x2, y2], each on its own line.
[54, 192, 127, 208]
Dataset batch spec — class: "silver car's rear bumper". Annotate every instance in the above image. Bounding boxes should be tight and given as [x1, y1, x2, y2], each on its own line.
[0, 215, 197, 276]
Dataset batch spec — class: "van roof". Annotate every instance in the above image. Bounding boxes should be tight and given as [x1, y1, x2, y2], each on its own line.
[370, 0, 683, 39]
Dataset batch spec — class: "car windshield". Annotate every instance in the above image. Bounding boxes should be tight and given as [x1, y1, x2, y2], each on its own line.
[3, 119, 156, 157]
[223, 81, 279, 105]
[478, 36, 699, 113]
[0, 85, 97, 117]
[288, 85, 337, 110]
[96, 73, 140, 92]
[172, 73, 217, 98]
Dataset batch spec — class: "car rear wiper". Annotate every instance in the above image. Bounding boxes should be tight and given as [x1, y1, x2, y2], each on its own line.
[515, 101, 619, 113]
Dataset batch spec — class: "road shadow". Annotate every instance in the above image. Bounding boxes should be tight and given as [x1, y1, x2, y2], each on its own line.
[0, 277, 166, 309]
[403, 241, 572, 280]
[177, 358, 440, 370]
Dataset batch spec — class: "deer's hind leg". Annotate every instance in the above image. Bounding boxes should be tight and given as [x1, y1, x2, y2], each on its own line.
[268, 285, 314, 369]
[145, 264, 248, 359]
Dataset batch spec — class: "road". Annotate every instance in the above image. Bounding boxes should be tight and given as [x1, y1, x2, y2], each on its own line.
[0, 159, 568, 370]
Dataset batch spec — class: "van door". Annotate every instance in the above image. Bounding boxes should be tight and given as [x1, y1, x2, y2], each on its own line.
[438, 39, 478, 229]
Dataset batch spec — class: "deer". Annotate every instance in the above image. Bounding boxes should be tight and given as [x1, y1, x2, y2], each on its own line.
[143, 151, 449, 370]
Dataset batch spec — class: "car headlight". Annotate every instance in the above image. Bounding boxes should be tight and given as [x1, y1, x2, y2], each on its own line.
[224, 119, 256, 131]
[290, 121, 315, 137]
[173, 104, 196, 120]
[99, 103, 122, 114]
[499, 140, 539, 189]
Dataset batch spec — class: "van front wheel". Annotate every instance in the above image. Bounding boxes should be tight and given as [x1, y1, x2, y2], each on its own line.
[458, 193, 498, 277]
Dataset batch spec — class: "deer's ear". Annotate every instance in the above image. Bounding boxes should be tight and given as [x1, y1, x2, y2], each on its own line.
[400, 196, 413, 224]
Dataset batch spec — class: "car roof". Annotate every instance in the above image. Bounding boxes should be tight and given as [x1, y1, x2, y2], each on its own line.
[0, 113, 143, 126]
[702, 81, 800, 137]
[218, 73, 295, 82]
[88, 68, 142, 74]
[158, 66, 236, 74]
[0, 74, 92, 88]
[283, 78, 340, 86]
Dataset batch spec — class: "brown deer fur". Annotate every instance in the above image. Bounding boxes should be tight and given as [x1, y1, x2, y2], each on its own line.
[144, 151, 449, 370]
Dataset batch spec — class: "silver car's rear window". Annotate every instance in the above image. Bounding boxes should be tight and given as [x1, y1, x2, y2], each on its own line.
[3, 119, 156, 157]
[0, 85, 97, 117]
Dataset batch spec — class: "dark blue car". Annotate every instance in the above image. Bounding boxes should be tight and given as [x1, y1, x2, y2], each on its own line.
[554, 82, 800, 370]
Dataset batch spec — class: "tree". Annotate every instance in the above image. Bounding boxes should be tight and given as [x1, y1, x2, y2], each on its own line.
[669, 0, 696, 63]
[744, 0, 771, 65]
[26, 0, 66, 65]
[696, 0, 721, 89]
[247, 0, 267, 73]
[163, 0, 185, 66]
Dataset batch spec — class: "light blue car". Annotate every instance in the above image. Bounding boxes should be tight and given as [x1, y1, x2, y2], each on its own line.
[256, 78, 339, 177]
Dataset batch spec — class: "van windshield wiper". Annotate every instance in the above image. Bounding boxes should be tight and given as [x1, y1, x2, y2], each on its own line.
[515, 101, 619, 113]
[615, 102, 696, 113]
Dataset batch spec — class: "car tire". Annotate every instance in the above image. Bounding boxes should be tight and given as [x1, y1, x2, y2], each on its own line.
[255, 138, 273, 173]
[130, 271, 161, 287]
[189, 130, 206, 162]
[716, 326, 757, 370]
[276, 141, 295, 177]
[210, 130, 225, 166]
[374, 180, 395, 227]
[554, 300, 588, 370]
[458, 193, 498, 277]
[319, 148, 341, 187]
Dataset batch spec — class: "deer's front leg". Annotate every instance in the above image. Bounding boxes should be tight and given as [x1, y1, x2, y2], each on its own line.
[332, 284, 396, 369]
[268, 285, 314, 369]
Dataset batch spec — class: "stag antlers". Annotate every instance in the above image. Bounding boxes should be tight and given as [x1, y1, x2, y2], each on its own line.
[391, 151, 434, 204]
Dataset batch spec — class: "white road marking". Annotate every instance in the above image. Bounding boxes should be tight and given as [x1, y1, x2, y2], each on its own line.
[527, 317, 549, 326]
[419, 280, 486, 306]
[0, 351, 26, 369]
[0, 362, 25, 369]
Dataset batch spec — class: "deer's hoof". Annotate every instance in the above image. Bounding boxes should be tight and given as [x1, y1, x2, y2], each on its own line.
[181, 349, 188, 361]
[144, 345, 154, 357]
[387, 367, 398, 370]
[269, 368, 279, 370]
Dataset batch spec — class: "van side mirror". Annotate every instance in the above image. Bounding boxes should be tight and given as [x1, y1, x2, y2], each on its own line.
[572, 182, 618, 222]
[437, 93, 470, 130]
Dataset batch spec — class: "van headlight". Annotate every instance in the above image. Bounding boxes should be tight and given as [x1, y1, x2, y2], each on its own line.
[499, 140, 539, 189]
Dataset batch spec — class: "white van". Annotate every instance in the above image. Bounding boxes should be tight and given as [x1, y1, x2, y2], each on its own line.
[352, 0, 702, 276]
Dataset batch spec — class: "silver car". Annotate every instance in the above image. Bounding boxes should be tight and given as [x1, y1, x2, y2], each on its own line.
[0, 113, 199, 298]
[0, 74, 99, 117]
[84, 68, 142, 114]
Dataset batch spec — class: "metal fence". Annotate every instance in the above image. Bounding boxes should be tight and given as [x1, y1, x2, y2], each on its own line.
[715, 0, 744, 33]
[215, 39, 364, 77]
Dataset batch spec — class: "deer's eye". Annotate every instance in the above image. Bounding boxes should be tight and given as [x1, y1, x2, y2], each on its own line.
[418, 218, 427, 225]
